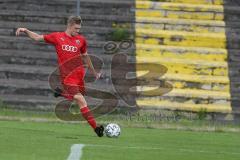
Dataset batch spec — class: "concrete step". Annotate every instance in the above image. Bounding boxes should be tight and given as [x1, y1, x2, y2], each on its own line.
[137, 1, 223, 12]
[135, 60, 227, 77]
[136, 99, 231, 113]
[137, 87, 230, 100]
[135, 17, 240, 35]
[135, 85, 231, 113]
[137, 88, 230, 103]
[136, 0, 223, 5]
[136, 28, 227, 48]
[0, 0, 134, 18]
[135, 9, 222, 21]
[0, 0, 75, 13]
[143, 72, 229, 91]
[0, 64, 54, 81]
[162, 73, 229, 84]
[0, 93, 57, 110]
[136, 29, 240, 49]
[0, 49, 57, 67]
[136, 43, 228, 62]
[135, 19, 225, 34]
[136, 1, 240, 21]
[0, 78, 52, 96]
[0, 10, 134, 25]
[136, 16, 240, 31]
[0, 0, 134, 14]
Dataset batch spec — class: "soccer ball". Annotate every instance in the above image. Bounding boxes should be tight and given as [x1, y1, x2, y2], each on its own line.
[105, 123, 121, 138]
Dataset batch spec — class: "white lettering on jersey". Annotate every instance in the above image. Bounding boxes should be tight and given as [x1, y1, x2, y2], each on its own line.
[62, 45, 78, 52]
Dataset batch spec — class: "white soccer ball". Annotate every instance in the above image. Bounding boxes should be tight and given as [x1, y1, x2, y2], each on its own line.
[105, 123, 121, 138]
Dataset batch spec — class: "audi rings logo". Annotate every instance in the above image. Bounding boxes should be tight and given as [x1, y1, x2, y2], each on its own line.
[62, 45, 78, 52]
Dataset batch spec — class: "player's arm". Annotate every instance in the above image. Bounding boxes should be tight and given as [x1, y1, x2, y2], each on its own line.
[16, 28, 44, 42]
[82, 54, 101, 80]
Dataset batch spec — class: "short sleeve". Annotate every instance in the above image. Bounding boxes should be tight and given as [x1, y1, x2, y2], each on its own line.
[80, 38, 87, 55]
[43, 32, 58, 45]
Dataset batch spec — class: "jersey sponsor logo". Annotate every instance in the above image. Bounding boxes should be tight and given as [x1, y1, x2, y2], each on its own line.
[62, 45, 78, 52]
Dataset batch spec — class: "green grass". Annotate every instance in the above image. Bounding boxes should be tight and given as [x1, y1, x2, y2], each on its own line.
[0, 107, 240, 133]
[0, 120, 240, 160]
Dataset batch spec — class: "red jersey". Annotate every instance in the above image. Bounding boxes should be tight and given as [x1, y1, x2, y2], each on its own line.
[44, 32, 87, 80]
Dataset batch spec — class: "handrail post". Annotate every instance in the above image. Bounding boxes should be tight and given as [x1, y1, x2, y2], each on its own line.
[76, 0, 80, 16]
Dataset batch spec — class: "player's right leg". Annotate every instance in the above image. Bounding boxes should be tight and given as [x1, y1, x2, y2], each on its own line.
[57, 73, 104, 137]
[73, 93, 104, 137]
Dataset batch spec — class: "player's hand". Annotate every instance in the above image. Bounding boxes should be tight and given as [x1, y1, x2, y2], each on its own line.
[94, 72, 102, 80]
[16, 28, 27, 36]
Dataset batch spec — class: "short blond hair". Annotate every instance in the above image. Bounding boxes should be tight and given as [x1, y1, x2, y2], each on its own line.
[67, 16, 82, 25]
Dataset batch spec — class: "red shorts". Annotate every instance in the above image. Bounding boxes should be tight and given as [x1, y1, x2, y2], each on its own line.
[61, 69, 85, 101]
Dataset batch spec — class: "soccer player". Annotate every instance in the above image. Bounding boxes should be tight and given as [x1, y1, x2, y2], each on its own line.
[15, 16, 104, 137]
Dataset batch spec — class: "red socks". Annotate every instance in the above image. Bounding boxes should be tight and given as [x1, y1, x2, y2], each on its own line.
[80, 106, 97, 129]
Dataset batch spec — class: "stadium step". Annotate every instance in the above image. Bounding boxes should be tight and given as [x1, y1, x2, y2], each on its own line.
[136, 1, 240, 21]
[0, 94, 57, 110]
[0, 0, 134, 18]
[137, 87, 230, 99]
[136, 1, 223, 12]
[136, 99, 231, 113]
[136, 43, 228, 62]
[0, 10, 134, 25]
[136, 16, 240, 36]
[0, 0, 134, 14]
[135, 28, 227, 48]
[0, 64, 54, 81]
[135, 0, 224, 5]
[136, 57, 228, 76]
[135, 3, 223, 21]
[136, 71, 229, 92]
[0, 49, 57, 67]
[135, 17, 226, 33]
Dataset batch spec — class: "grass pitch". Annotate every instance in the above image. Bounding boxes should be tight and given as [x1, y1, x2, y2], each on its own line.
[0, 120, 240, 160]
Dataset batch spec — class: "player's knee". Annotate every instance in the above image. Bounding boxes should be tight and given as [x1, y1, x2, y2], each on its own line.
[73, 93, 87, 107]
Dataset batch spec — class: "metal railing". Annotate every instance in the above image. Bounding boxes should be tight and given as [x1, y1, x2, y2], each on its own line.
[76, 0, 80, 16]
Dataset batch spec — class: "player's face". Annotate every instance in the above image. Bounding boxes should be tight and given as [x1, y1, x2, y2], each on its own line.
[68, 23, 81, 36]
